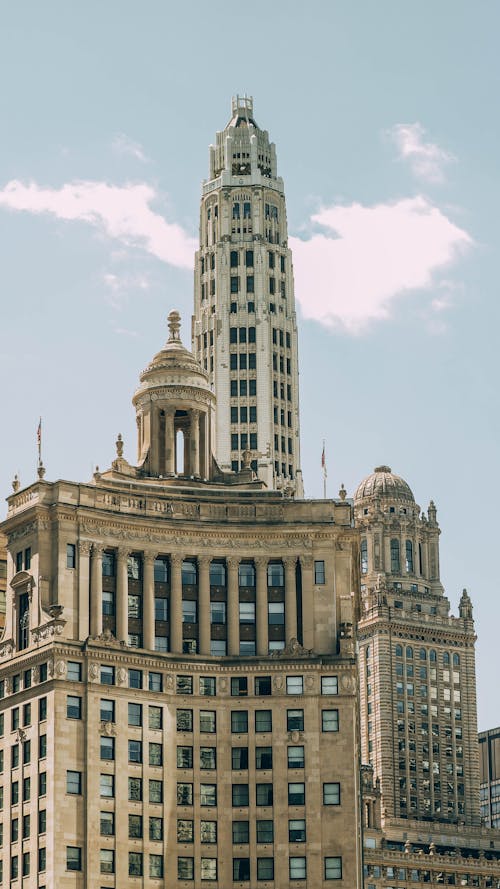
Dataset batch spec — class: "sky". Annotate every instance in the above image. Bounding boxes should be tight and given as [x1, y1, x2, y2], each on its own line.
[0, 2, 498, 729]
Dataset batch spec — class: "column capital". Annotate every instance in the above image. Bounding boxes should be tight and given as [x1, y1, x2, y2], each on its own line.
[197, 554, 212, 568]
[170, 553, 183, 568]
[300, 554, 314, 569]
[91, 543, 104, 557]
[143, 551, 157, 566]
[283, 556, 297, 569]
[254, 556, 268, 570]
[226, 556, 240, 570]
[78, 540, 92, 556]
[116, 546, 130, 560]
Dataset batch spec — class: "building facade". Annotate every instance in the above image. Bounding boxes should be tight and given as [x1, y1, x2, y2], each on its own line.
[0, 314, 362, 887]
[355, 467, 500, 886]
[0, 533, 6, 631]
[479, 728, 500, 829]
[192, 96, 303, 496]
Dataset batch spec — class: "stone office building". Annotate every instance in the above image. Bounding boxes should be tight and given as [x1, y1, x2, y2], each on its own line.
[0, 313, 362, 887]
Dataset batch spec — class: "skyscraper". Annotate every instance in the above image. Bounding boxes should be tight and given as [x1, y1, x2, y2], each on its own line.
[192, 96, 303, 496]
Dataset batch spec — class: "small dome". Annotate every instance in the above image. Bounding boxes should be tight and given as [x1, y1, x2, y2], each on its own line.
[354, 465, 415, 504]
[134, 311, 210, 398]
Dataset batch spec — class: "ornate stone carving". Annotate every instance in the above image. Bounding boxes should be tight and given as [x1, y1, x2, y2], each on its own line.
[165, 673, 174, 689]
[31, 619, 66, 642]
[88, 662, 99, 681]
[0, 639, 14, 659]
[272, 638, 313, 658]
[272, 674, 284, 690]
[116, 667, 127, 685]
[78, 539, 92, 556]
[100, 720, 116, 737]
[55, 660, 67, 678]
[340, 674, 356, 694]
[288, 730, 304, 743]
[305, 675, 315, 690]
[218, 677, 228, 693]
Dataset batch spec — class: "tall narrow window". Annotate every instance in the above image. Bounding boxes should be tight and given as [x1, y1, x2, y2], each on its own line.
[18, 594, 29, 651]
[361, 539, 368, 575]
[390, 539, 400, 573]
[418, 543, 423, 575]
[405, 541, 414, 573]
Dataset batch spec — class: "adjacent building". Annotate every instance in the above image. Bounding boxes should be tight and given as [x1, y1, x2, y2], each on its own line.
[480, 728, 500, 829]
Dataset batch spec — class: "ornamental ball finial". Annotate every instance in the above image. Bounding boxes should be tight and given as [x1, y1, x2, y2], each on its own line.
[116, 433, 124, 457]
[339, 483, 347, 501]
[167, 310, 181, 342]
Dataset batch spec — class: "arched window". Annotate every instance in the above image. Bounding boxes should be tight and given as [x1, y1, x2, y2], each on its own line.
[209, 561, 226, 587]
[453, 654, 460, 667]
[419, 648, 427, 660]
[395, 644, 403, 658]
[361, 539, 368, 575]
[176, 429, 185, 475]
[390, 539, 400, 573]
[18, 593, 30, 651]
[429, 649, 436, 663]
[238, 562, 255, 587]
[406, 646, 413, 660]
[267, 562, 284, 587]
[405, 541, 414, 573]
[443, 652, 450, 666]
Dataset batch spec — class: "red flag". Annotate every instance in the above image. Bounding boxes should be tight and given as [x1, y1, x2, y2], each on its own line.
[321, 442, 327, 478]
[37, 418, 42, 459]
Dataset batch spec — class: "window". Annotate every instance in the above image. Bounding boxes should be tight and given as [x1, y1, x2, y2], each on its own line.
[177, 819, 194, 842]
[268, 602, 285, 625]
[232, 747, 248, 770]
[286, 676, 304, 695]
[231, 711, 248, 733]
[200, 710, 216, 733]
[230, 250, 239, 267]
[100, 811, 114, 836]
[406, 540, 414, 573]
[150, 854, 163, 878]
[314, 559, 326, 583]
[149, 742, 162, 766]
[288, 782, 305, 805]
[325, 857, 342, 879]
[100, 665, 114, 685]
[178, 857, 194, 880]
[177, 675, 193, 695]
[289, 856, 306, 879]
[129, 814, 143, 838]
[200, 676, 216, 696]
[233, 820, 249, 843]
[149, 779, 163, 803]
[232, 784, 249, 806]
[66, 695, 82, 719]
[239, 602, 255, 625]
[200, 783, 217, 806]
[255, 676, 272, 696]
[150, 816, 163, 841]
[38, 809, 47, 835]
[321, 676, 338, 695]
[128, 739, 142, 763]
[256, 783, 273, 806]
[287, 746, 305, 768]
[100, 774, 114, 798]
[154, 597, 168, 621]
[257, 858, 274, 879]
[149, 671, 163, 692]
[177, 782, 193, 805]
[66, 846, 82, 872]
[66, 771, 82, 794]
[100, 849, 114, 874]
[39, 734, 47, 758]
[267, 562, 284, 586]
[287, 709, 304, 732]
[182, 600, 197, 623]
[238, 562, 255, 586]
[177, 746, 193, 768]
[323, 782, 341, 805]
[154, 556, 169, 582]
[256, 746, 273, 769]
[289, 818, 306, 842]
[39, 772, 47, 796]
[100, 699, 115, 723]
[177, 709, 193, 731]
[233, 858, 250, 881]
[66, 543, 76, 568]
[391, 539, 400, 573]
[23, 703, 31, 726]
[102, 551, 115, 576]
[200, 747, 216, 769]
[129, 852, 143, 877]
[322, 709, 339, 732]
[360, 538, 368, 574]
[129, 668, 143, 689]
[128, 703, 142, 726]
[128, 777, 142, 802]
[232, 677, 248, 696]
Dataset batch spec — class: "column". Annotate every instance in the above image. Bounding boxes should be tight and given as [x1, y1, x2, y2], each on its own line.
[150, 407, 159, 475]
[143, 552, 156, 651]
[115, 547, 129, 643]
[77, 540, 91, 640]
[90, 543, 103, 637]
[190, 409, 200, 477]
[198, 556, 211, 656]
[284, 557, 297, 643]
[255, 557, 268, 657]
[227, 557, 239, 656]
[165, 409, 175, 475]
[170, 554, 183, 653]
[184, 429, 190, 476]
[300, 555, 314, 650]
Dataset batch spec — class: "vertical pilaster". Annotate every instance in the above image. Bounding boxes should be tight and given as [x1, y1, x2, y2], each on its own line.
[190, 409, 200, 477]
[284, 556, 297, 643]
[170, 554, 183, 653]
[143, 552, 156, 651]
[165, 409, 175, 475]
[198, 556, 211, 656]
[90, 543, 103, 637]
[115, 547, 129, 643]
[227, 557, 239, 656]
[255, 557, 268, 656]
[77, 540, 91, 640]
[300, 555, 314, 650]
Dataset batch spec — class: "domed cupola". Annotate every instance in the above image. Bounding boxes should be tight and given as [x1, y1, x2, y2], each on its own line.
[132, 311, 215, 479]
[354, 465, 415, 509]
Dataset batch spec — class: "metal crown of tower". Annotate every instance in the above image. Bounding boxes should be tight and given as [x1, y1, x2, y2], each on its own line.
[192, 97, 303, 497]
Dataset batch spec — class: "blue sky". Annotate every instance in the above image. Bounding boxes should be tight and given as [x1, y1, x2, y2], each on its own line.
[0, 2, 498, 729]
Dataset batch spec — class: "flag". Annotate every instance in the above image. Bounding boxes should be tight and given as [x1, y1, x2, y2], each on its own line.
[321, 441, 327, 478]
[37, 418, 42, 460]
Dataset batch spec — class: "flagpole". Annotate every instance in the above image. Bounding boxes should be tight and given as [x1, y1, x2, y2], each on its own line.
[321, 439, 327, 499]
[37, 417, 42, 467]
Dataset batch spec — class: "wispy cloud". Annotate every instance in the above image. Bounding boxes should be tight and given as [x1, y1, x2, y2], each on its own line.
[290, 197, 472, 333]
[112, 133, 149, 163]
[389, 123, 455, 183]
[0, 180, 196, 268]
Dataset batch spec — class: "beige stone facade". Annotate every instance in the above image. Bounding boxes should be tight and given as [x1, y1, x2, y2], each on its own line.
[0, 533, 6, 631]
[0, 314, 362, 887]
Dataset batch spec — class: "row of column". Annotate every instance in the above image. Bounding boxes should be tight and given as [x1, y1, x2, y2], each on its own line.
[149, 406, 205, 478]
[80, 543, 305, 655]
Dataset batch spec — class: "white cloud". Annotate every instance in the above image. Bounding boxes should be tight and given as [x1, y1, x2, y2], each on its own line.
[389, 122, 455, 183]
[0, 179, 196, 269]
[290, 197, 472, 333]
[112, 133, 149, 163]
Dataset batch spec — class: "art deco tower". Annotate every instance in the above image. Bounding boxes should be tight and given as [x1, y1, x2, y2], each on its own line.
[192, 96, 303, 496]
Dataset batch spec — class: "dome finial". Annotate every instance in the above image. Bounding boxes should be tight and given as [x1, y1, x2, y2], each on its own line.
[167, 310, 181, 343]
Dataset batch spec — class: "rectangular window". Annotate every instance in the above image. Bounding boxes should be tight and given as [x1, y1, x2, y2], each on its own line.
[200, 710, 216, 733]
[322, 709, 339, 732]
[323, 782, 341, 805]
[66, 543, 76, 569]
[287, 709, 304, 732]
[231, 711, 248, 733]
[232, 820, 249, 843]
[287, 746, 305, 768]
[150, 816, 163, 841]
[154, 598, 168, 620]
[66, 771, 82, 794]
[182, 600, 197, 623]
[231, 677, 248, 696]
[255, 676, 272, 696]
[268, 602, 285, 625]
[289, 856, 306, 880]
[66, 695, 82, 719]
[128, 739, 142, 763]
[286, 676, 304, 695]
[100, 811, 114, 836]
[255, 710, 272, 733]
[39, 734, 47, 759]
[149, 742, 163, 766]
[177, 819, 194, 842]
[257, 858, 274, 880]
[128, 703, 142, 726]
[177, 709, 193, 732]
[200, 746, 216, 769]
[288, 782, 305, 805]
[129, 852, 143, 877]
[200, 676, 216, 696]
[289, 818, 306, 842]
[178, 857, 194, 880]
[177, 675, 193, 695]
[314, 560, 325, 584]
[100, 665, 114, 685]
[129, 668, 143, 689]
[232, 784, 249, 806]
[232, 747, 248, 770]
[239, 603, 255, 626]
[321, 676, 338, 695]
[149, 779, 163, 803]
[100, 699, 115, 722]
[128, 777, 142, 802]
[325, 856, 342, 880]
[100, 774, 114, 798]
[256, 783, 273, 806]
[177, 782, 193, 805]
[100, 849, 114, 874]
[150, 854, 163, 878]
[200, 783, 217, 806]
[149, 671, 163, 692]
[66, 847, 82, 872]
[233, 858, 250, 881]
[256, 746, 273, 769]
